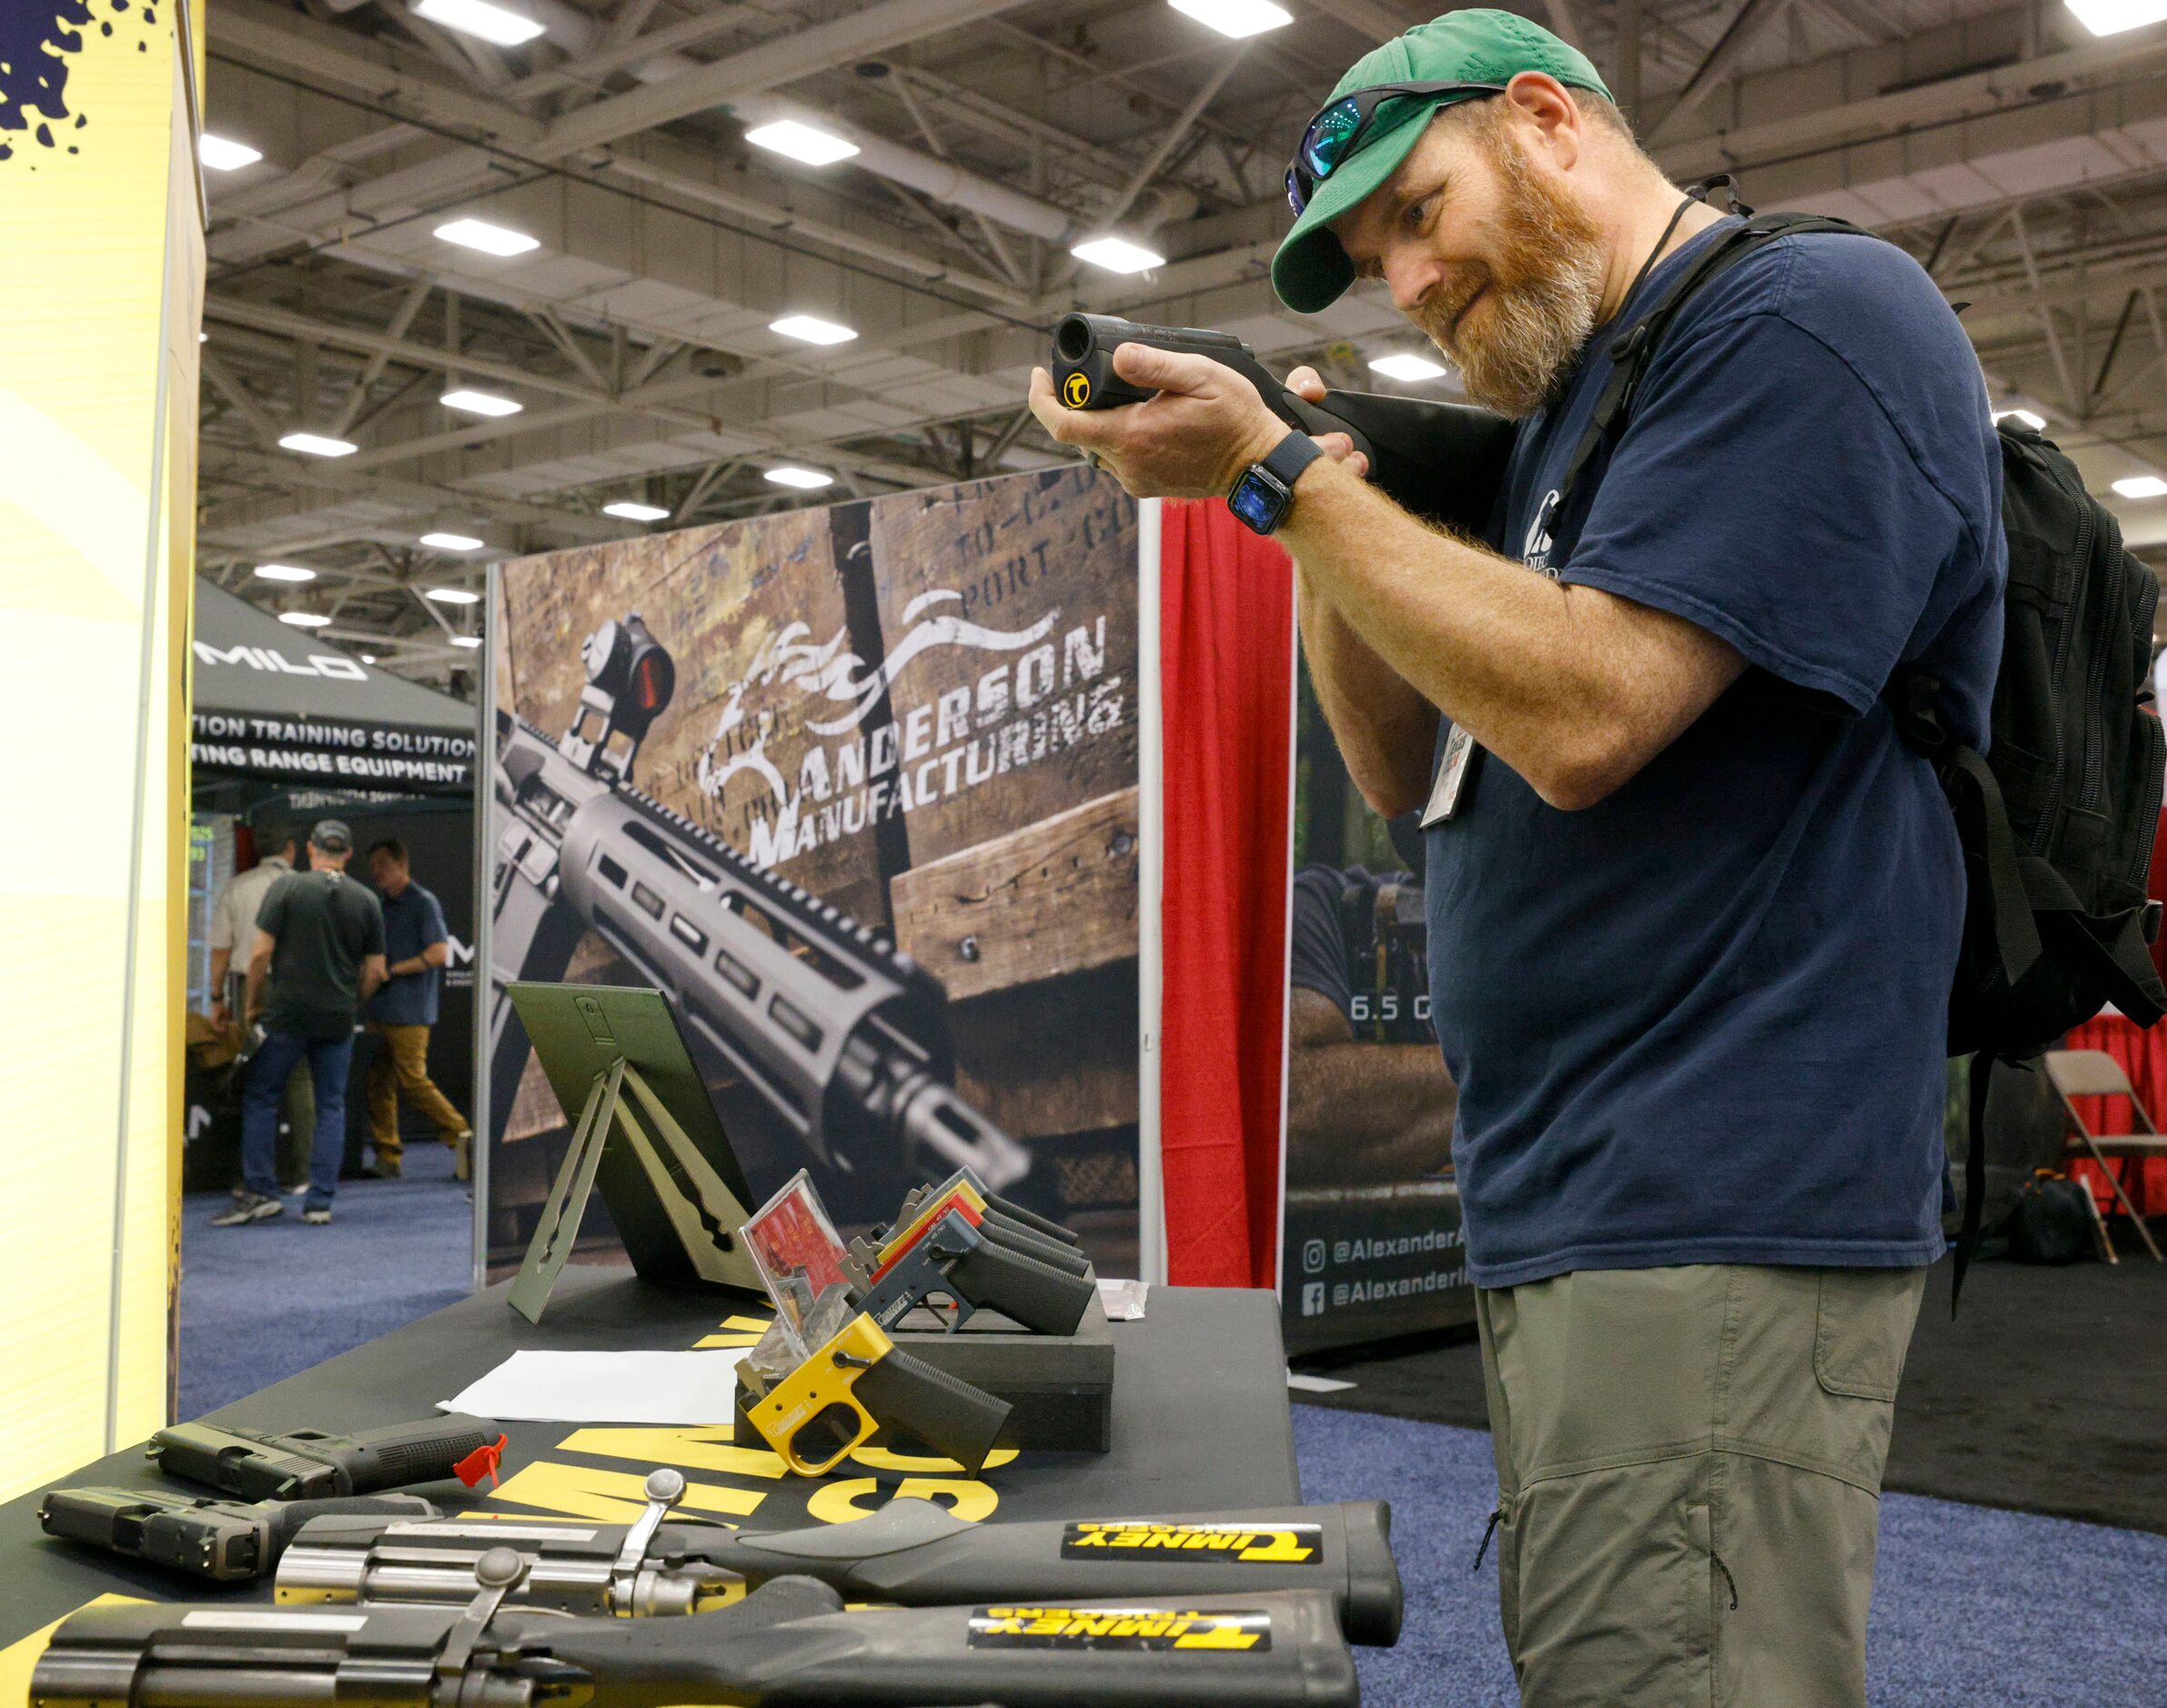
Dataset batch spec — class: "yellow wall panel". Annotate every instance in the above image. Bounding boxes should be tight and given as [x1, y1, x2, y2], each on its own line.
[0, 0, 202, 1501]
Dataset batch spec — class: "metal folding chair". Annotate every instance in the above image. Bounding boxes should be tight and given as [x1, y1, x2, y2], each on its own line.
[2041, 1050, 2167, 1264]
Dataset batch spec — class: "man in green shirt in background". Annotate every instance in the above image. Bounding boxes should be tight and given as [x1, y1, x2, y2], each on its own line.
[213, 820, 387, 1227]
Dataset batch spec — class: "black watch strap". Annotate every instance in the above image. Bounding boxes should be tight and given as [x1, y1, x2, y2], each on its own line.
[1261, 430, 1325, 493]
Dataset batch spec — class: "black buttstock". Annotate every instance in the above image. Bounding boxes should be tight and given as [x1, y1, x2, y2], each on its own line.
[541, 1579, 1363, 1708]
[716, 1495, 1403, 1647]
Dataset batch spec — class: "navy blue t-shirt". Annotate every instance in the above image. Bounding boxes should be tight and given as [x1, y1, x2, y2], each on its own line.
[1426, 217, 2005, 1289]
[368, 880, 449, 1027]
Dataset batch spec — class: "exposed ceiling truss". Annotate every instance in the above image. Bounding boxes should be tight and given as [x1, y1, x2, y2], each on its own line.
[197, 0, 2167, 687]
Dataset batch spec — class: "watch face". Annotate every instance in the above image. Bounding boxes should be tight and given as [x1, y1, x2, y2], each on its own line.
[1229, 470, 1285, 533]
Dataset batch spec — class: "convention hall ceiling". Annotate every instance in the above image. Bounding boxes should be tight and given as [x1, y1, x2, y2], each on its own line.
[198, 0, 2167, 685]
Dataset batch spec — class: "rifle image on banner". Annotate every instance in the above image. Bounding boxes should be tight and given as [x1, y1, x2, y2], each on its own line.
[1052, 311, 1516, 538]
[489, 612, 1030, 1201]
[35, 1566, 1363, 1707]
[273, 1478, 1405, 1648]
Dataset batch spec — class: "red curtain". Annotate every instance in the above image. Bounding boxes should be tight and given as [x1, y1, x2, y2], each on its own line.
[1156, 498, 1295, 1288]
[2056, 808, 2167, 1215]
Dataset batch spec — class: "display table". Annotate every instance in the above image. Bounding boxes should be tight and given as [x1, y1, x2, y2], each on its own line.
[0, 1269, 1297, 1645]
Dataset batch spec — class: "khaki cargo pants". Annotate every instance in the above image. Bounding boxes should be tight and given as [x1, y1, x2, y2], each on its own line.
[1476, 1263, 1928, 1707]
[364, 1020, 469, 1161]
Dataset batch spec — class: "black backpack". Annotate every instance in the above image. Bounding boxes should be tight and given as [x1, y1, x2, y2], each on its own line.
[1558, 188, 2167, 1309]
[2001, 1170, 2101, 1266]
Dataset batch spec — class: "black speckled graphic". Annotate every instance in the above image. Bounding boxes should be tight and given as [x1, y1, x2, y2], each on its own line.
[1, 1, 161, 167]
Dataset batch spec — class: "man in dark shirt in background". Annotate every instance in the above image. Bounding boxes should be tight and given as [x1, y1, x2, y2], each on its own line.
[213, 820, 386, 1228]
[1285, 863, 1456, 1186]
[362, 838, 470, 1180]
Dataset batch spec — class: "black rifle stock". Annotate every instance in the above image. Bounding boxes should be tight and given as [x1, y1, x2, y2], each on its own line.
[1052, 310, 1515, 538]
[37, 1577, 1363, 1707]
[489, 618, 1031, 1195]
[148, 1415, 499, 1502]
[276, 1495, 1403, 1647]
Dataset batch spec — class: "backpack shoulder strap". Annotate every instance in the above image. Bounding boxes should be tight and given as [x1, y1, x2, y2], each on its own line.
[1554, 210, 1874, 510]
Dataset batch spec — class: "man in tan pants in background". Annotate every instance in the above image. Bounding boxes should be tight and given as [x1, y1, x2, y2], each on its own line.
[363, 837, 469, 1179]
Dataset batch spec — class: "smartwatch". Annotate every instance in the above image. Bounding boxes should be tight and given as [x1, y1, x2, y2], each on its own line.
[1227, 431, 1325, 536]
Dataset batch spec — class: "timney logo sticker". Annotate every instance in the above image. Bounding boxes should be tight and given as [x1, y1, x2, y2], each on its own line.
[967, 1607, 1271, 1652]
[1061, 1521, 1322, 1563]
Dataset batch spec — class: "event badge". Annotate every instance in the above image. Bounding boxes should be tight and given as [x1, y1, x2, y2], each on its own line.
[1421, 724, 1480, 827]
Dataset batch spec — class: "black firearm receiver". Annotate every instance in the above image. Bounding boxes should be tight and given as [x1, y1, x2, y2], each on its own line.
[1051, 310, 1516, 539]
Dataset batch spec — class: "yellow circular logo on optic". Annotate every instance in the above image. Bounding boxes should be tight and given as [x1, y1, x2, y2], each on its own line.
[1062, 372, 1092, 407]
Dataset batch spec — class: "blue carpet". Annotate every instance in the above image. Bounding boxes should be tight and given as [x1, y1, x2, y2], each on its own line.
[1292, 1406, 2167, 1706]
[176, 1140, 473, 1420]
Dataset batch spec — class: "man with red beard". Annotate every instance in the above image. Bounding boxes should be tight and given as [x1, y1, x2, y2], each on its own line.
[1029, 10, 2002, 1705]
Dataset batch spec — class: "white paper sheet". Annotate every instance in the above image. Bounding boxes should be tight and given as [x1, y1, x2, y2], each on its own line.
[438, 1349, 750, 1425]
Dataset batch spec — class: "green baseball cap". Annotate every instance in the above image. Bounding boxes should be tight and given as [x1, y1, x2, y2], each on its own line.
[1272, 9, 1611, 314]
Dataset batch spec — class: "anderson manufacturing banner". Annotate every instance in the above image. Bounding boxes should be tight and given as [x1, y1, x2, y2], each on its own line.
[485, 467, 1143, 1276]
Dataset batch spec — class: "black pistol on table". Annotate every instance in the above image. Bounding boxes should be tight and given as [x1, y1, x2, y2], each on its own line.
[35, 1563, 1364, 1707]
[38, 1487, 438, 1583]
[1051, 310, 1515, 538]
[148, 1413, 500, 1502]
[274, 1484, 1404, 1647]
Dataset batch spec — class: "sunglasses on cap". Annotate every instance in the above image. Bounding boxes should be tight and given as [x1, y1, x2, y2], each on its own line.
[1285, 79, 1507, 216]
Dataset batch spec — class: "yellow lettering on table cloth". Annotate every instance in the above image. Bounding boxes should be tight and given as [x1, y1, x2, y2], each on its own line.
[490, 1460, 768, 1522]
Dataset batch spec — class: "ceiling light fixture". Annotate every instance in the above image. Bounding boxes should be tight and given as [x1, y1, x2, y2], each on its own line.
[411, 0, 546, 47]
[1168, 0, 1293, 38]
[1368, 352, 1447, 382]
[278, 431, 358, 458]
[452, 635, 486, 648]
[2065, 0, 2167, 36]
[1992, 408, 2046, 430]
[278, 611, 332, 628]
[745, 118, 861, 166]
[771, 313, 858, 346]
[765, 466, 834, 489]
[433, 216, 539, 257]
[1070, 236, 1165, 275]
[603, 500, 671, 522]
[198, 134, 263, 172]
[441, 387, 523, 417]
[425, 587, 483, 605]
[253, 563, 317, 583]
[2112, 475, 2167, 499]
[419, 531, 485, 551]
